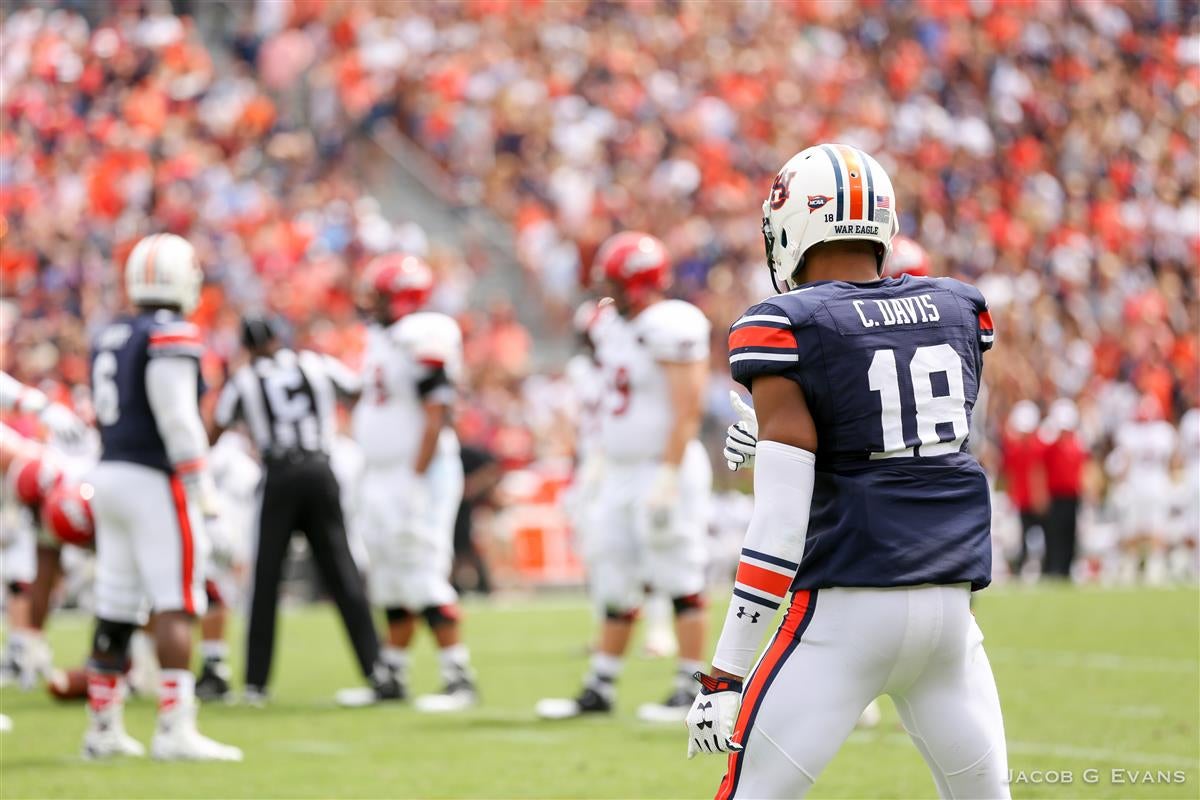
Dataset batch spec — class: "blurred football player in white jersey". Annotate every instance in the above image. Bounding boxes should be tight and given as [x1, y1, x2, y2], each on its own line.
[1107, 394, 1177, 584]
[84, 234, 240, 761]
[537, 231, 712, 722]
[342, 253, 476, 711]
[1173, 408, 1199, 579]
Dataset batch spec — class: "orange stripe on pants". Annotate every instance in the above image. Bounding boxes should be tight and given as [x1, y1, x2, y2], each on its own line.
[168, 475, 196, 615]
[715, 590, 814, 800]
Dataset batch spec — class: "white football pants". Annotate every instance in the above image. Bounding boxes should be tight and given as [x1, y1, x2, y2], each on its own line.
[718, 584, 1009, 800]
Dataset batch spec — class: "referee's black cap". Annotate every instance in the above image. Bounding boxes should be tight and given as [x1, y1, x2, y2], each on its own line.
[241, 313, 283, 350]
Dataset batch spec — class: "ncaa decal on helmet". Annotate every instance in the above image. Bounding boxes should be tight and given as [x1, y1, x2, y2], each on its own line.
[125, 233, 202, 314]
[762, 144, 900, 292]
[592, 231, 670, 309]
[884, 235, 932, 278]
[363, 253, 435, 322]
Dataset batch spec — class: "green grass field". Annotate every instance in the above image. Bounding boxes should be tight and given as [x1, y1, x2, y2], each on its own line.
[1, 586, 1197, 799]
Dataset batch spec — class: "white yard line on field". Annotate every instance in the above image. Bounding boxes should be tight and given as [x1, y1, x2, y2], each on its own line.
[846, 732, 1198, 768]
[270, 739, 354, 756]
[987, 648, 1198, 673]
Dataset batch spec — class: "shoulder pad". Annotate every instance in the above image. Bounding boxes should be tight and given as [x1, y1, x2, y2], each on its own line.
[754, 285, 839, 326]
[637, 300, 710, 362]
[147, 317, 203, 360]
[935, 278, 993, 351]
[728, 301, 800, 389]
[935, 277, 988, 312]
[393, 312, 462, 369]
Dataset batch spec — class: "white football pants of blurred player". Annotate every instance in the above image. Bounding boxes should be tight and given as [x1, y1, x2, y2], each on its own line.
[721, 584, 1008, 800]
[358, 441, 474, 710]
[589, 440, 710, 718]
[591, 440, 711, 613]
[359, 451, 464, 611]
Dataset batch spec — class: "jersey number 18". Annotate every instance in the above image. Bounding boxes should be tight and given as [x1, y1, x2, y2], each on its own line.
[868, 343, 969, 459]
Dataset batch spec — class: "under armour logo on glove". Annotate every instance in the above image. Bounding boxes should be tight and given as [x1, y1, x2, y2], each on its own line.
[687, 672, 745, 759]
[736, 606, 761, 623]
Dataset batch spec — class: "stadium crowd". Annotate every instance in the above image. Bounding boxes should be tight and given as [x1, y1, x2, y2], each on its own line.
[1, 0, 1197, 581]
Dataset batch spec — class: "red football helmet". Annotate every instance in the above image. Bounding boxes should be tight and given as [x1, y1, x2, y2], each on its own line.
[592, 232, 671, 312]
[363, 253, 435, 322]
[884, 235, 931, 278]
[9, 456, 62, 510]
[41, 481, 95, 548]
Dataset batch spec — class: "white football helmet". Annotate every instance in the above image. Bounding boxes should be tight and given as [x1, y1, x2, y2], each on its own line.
[125, 233, 202, 314]
[762, 144, 900, 292]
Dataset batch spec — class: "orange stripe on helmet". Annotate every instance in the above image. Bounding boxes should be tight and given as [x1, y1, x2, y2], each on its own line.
[836, 146, 865, 221]
[144, 234, 164, 285]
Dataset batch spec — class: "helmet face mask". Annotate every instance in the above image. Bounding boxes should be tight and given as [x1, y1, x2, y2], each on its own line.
[761, 144, 899, 293]
[761, 214, 788, 294]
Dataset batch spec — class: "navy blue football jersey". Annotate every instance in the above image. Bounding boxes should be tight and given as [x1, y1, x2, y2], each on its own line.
[91, 311, 204, 473]
[729, 275, 995, 591]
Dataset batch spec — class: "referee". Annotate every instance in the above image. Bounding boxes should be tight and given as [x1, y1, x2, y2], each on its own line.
[210, 314, 398, 705]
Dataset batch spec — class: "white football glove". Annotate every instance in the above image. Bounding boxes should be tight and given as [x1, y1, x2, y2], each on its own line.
[182, 471, 234, 568]
[203, 512, 235, 569]
[39, 402, 87, 448]
[686, 671, 744, 759]
[644, 464, 680, 546]
[724, 391, 759, 471]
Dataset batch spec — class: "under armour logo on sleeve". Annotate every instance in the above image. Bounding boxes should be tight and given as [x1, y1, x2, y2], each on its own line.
[735, 607, 761, 623]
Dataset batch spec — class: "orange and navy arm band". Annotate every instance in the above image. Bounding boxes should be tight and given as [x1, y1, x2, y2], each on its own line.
[733, 548, 800, 612]
[148, 323, 204, 360]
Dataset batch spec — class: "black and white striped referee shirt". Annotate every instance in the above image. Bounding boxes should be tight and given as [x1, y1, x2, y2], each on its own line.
[214, 349, 360, 459]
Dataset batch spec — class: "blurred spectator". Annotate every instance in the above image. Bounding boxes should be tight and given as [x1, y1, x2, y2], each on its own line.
[1041, 399, 1088, 578]
[1002, 401, 1049, 577]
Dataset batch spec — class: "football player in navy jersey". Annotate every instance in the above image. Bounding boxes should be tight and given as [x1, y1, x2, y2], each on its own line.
[686, 145, 1008, 799]
[83, 234, 241, 762]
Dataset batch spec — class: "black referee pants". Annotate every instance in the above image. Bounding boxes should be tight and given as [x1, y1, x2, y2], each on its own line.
[1043, 496, 1079, 578]
[245, 455, 379, 690]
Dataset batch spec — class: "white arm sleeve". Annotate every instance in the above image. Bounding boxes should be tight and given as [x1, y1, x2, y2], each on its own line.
[145, 356, 211, 473]
[0, 371, 46, 414]
[711, 440, 815, 677]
